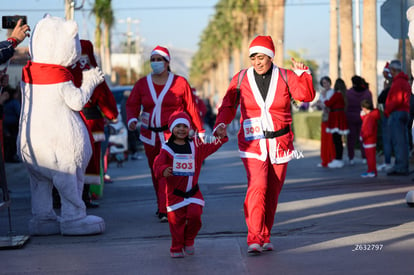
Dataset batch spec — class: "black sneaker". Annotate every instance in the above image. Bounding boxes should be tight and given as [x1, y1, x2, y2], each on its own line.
[158, 213, 168, 223]
[84, 200, 100, 208]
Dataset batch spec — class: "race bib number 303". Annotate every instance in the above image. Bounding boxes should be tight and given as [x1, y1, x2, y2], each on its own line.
[173, 154, 195, 176]
[243, 118, 264, 141]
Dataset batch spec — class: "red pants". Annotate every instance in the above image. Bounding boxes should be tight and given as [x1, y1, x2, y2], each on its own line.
[320, 122, 335, 166]
[167, 204, 203, 253]
[144, 140, 167, 214]
[242, 157, 287, 246]
[364, 146, 377, 175]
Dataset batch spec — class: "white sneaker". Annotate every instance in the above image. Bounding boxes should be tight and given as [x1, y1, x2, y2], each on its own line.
[377, 163, 392, 171]
[349, 159, 355, 166]
[170, 251, 184, 258]
[184, 245, 195, 255]
[262, 243, 274, 251]
[377, 163, 386, 171]
[360, 172, 376, 178]
[247, 243, 262, 255]
[328, 159, 344, 168]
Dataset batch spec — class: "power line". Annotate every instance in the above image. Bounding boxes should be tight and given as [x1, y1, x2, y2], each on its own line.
[2, 0, 390, 13]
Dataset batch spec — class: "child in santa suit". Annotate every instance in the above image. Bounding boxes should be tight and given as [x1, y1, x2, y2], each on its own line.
[153, 111, 228, 258]
[360, 99, 380, 178]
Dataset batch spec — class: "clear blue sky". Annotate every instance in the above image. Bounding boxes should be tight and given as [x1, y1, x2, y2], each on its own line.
[0, 0, 399, 64]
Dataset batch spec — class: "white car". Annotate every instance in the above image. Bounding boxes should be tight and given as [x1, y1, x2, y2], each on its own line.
[108, 86, 133, 158]
[108, 113, 128, 156]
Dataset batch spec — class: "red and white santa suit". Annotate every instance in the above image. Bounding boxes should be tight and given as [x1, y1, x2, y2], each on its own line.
[213, 36, 315, 250]
[69, 40, 119, 186]
[318, 88, 335, 167]
[153, 112, 228, 254]
[126, 46, 205, 216]
[325, 91, 349, 135]
[360, 108, 380, 175]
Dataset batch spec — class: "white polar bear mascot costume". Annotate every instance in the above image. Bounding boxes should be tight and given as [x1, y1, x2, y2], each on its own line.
[406, 6, 414, 207]
[18, 15, 106, 235]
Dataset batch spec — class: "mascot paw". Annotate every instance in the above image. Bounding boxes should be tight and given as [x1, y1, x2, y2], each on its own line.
[82, 67, 105, 88]
[29, 217, 61, 236]
[60, 215, 105, 236]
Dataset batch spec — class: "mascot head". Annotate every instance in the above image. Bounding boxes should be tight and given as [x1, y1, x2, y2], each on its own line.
[29, 14, 81, 67]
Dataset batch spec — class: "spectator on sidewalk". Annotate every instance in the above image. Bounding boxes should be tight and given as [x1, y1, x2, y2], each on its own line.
[313, 76, 335, 167]
[345, 75, 372, 165]
[360, 99, 380, 178]
[2, 86, 21, 163]
[384, 60, 411, 176]
[325, 78, 349, 168]
[377, 62, 393, 171]
[0, 19, 30, 157]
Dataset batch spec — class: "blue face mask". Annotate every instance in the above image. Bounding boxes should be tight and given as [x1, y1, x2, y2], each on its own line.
[151, 61, 165, 74]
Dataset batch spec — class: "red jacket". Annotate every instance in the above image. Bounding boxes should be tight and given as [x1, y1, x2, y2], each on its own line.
[360, 109, 380, 148]
[324, 92, 349, 134]
[214, 66, 315, 164]
[153, 136, 228, 212]
[126, 73, 205, 146]
[384, 72, 411, 117]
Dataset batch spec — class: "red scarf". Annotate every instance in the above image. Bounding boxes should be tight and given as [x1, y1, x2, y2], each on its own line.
[21, 61, 74, 85]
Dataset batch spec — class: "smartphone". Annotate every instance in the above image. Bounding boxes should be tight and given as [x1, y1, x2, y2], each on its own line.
[2, 15, 27, 29]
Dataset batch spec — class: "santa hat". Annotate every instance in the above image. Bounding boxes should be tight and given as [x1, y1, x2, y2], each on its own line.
[249, 35, 275, 58]
[151, 45, 170, 62]
[168, 111, 191, 132]
[80, 40, 98, 67]
[383, 62, 390, 73]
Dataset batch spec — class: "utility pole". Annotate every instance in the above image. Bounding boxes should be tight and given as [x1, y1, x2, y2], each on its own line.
[64, 0, 85, 20]
[118, 17, 140, 84]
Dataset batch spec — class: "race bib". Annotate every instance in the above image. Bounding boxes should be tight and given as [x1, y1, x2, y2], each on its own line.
[173, 154, 195, 176]
[243, 118, 264, 141]
[140, 112, 150, 128]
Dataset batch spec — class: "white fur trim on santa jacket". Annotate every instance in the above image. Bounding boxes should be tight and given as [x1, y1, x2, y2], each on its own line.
[153, 136, 228, 212]
[126, 73, 205, 146]
[214, 66, 315, 164]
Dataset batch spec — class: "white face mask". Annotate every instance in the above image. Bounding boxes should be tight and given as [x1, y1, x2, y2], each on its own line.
[151, 61, 165, 74]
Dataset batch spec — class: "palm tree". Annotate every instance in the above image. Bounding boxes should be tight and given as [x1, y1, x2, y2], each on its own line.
[270, 0, 286, 66]
[91, 0, 103, 62]
[361, 0, 377, 101]
[339, 0, 355, 88]
[101, 0, 114, 76]
[91, 0, 113, 75]
[329, 0, 339, 81]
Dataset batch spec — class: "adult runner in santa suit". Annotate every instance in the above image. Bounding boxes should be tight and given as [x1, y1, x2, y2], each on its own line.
[126, 46, 205, 222]
[214, 35, 316, 255]
[70, 40, 119, 207]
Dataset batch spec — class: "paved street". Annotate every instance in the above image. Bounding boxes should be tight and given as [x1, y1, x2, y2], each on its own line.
[1, 135, 414, 275]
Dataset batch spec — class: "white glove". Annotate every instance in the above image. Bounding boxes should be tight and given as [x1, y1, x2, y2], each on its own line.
[82, 67, 105, 91]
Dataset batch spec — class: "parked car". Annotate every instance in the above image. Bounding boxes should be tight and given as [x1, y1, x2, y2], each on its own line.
[108, 86, 133, 158]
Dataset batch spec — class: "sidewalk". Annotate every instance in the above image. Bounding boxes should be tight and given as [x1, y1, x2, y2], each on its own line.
[1, 137, 414, 275]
